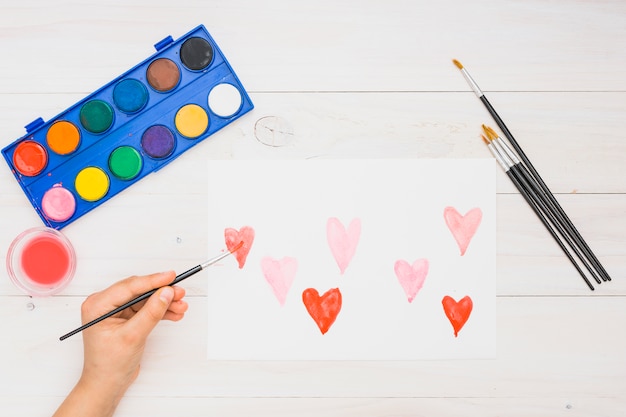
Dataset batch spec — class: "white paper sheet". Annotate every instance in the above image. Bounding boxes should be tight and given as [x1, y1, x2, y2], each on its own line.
[207, 159, 496, 360]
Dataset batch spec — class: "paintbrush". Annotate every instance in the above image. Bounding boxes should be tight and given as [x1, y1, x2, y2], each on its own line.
[453, 58, 611, 283]
[483, 124, 609, 283]
[59, 241, 243, 341]
[481, 135, 595, 290]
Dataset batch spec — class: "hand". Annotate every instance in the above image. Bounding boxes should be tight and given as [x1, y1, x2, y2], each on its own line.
[53, 271, 188, 417]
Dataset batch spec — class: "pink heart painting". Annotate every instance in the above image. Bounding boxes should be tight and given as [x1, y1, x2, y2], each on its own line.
[394, 258, 429, 303]
[326, 217, 361, 274]
[224, 226, 255, 268]
[443, 207, 483, 256]
[260, 256, 298, 306]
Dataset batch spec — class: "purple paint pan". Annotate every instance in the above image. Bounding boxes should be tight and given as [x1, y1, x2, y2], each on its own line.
[141, 125, 176, 159]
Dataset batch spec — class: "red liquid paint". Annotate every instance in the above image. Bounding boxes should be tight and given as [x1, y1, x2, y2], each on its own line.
[302, 287, 342, 335]
[21, 235, 71, 285]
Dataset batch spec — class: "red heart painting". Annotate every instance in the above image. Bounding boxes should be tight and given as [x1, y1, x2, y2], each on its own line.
[443, 207, 482, 256]
[224, 226, 255, 269]
[441, 295, 473, 337]
[302, 287, 342, 335]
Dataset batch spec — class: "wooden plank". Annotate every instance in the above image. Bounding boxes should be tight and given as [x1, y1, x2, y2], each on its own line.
[2, 396, 625, 417]
[1, 92, 625, 194]
[0, 1, 624, 93]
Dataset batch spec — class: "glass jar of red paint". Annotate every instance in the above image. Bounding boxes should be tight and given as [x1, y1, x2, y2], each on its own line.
[7, 227, 76, 296]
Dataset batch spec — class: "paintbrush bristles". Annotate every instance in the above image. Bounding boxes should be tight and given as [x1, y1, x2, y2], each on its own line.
[481, 135, 490, 145]
[482, 124, 499, 141]
[231, 240, 244, 253]
[451, 58, 484, 98]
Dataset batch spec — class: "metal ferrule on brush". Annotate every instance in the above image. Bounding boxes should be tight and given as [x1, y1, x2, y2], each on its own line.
[495, 137, 521, 165]
[487, 142, 510, 172]
[461, 68, 484, 97]
[491, 138, 515, 168]
[200, 250, 232, 269]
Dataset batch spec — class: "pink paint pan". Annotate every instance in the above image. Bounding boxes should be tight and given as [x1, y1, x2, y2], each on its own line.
[7, 227, 76, 296]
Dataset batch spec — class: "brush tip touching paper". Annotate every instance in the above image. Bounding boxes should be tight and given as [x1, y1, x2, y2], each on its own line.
[452, 59, 464, 69]
[230, 240, 244, 253]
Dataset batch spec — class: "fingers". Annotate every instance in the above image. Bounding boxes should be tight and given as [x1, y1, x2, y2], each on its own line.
[112, 271, 177, 304]
[159, 286, 188, 321]
[158, 286, 188, 321]
[81, 271, 189, 328]
[124, 286, 175, 339]
[87, 270, 175, 304]
[171, 285, 186, 301]
[162, 299, 189, 321]
[128, 285, 186, 313]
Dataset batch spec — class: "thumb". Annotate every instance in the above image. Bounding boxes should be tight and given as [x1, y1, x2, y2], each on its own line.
[125, 286, 174, 339]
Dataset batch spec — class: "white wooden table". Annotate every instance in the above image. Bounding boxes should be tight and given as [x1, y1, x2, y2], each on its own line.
[1, 1, 625, 415]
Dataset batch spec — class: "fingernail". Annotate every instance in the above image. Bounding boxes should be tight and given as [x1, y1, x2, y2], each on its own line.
[159, 286, 174, 304]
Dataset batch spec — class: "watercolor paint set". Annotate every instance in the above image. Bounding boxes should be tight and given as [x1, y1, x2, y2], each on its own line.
[2, 25, 253, 230]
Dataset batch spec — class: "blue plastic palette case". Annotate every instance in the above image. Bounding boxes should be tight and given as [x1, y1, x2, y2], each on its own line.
[2, 25, 253, 229]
